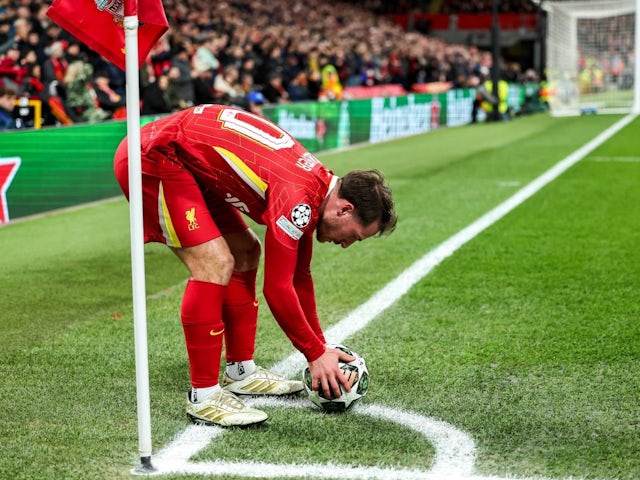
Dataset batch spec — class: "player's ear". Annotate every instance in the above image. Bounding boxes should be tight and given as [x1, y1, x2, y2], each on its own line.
[337, 200, 354, 216]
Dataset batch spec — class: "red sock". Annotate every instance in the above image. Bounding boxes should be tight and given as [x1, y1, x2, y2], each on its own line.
[181, 279, 226, 388]
[223, 269, 258, 362]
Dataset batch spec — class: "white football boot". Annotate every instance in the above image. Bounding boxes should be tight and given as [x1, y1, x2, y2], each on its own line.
[186, 389, 268, 427]
[222, 366, 304, 396]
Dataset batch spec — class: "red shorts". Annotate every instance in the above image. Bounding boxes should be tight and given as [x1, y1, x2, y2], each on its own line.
[113, 139, 248, 247]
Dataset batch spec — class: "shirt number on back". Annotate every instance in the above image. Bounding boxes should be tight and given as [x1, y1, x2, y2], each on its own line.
[219, 108, 295, 151]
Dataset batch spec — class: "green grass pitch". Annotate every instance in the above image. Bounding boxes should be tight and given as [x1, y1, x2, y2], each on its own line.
[0, 113, 638, 479]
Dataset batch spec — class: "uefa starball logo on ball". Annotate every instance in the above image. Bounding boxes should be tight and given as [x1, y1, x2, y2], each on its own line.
[303, 344, 370, 413]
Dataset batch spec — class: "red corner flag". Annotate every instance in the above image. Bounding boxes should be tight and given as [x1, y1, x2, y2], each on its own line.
[46, 0, 169, 71]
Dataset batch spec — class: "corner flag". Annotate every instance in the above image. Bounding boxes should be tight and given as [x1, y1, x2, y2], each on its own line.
[46, 0, 168, 71]
[46, 0, 168, 473]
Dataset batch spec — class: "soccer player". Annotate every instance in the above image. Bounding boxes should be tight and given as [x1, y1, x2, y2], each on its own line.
[114, 104, 396, 427]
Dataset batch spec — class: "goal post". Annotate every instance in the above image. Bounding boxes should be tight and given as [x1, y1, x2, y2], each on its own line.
[544, 0, 640, 116]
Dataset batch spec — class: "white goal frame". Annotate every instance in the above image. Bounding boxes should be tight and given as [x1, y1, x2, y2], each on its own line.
[544, 0, 640, 116]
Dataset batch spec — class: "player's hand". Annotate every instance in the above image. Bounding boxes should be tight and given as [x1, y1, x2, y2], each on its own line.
[307, 346, 356, 399]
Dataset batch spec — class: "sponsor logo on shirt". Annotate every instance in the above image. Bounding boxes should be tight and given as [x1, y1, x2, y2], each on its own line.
[225, 193, 249, 213]
[291, 203, 311, 228]
[276, 215, 303, 240]
[295, 152, 320, 172]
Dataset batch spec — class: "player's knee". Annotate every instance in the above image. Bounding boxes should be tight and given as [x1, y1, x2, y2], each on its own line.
[245, 235, 262, 264]
[226, 230, 262, 270]
[212, 249, 235, 280]
[172, 240, 235, 283]
[197, 250, 234, 283]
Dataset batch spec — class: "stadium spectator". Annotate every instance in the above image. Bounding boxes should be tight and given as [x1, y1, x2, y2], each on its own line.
[0, 84, 17, 129]
[0, 42, 25, 90]
[262, 72, 290, 104]
[319, 62, 343, 101]
[245, 89, 265, 115]
[63, 40, 85, 64]
[213, 64, 245, 104]
[259, 44, 286, 85]
[113, 103, 397, 427]
[239, 56, 258, 87]
[91, 59, 126, 97]
[41, 39, 66, 90]
[24, 28, 45, 64]
[19, 60, 43, 97]
[193, 35, 222, 75]
[18, 60, 58, 125]
[192, 66, 217, 105]
[36, 40, 81, 125]
[286, 70, 313, 102]
[92, 70, 126, 118]
[239, 70, 257, 96]
[166, 65, 191, 111]
[63, 60, 110, 123]
[169, 42, 195, 108]
[140, 73, 174, 116]
[3, 16, 30, 56]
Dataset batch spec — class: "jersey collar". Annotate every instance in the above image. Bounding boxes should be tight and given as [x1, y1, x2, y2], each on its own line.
[326, 175, 339, 198]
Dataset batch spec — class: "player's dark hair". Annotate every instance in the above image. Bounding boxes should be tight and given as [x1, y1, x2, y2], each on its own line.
[339, 170, 397, 236]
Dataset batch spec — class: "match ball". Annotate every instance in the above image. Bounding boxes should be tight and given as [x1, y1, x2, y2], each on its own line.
[302, 344, 369, 413]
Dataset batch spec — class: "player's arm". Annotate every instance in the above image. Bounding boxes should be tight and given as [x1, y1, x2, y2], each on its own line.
[293, 235, 356, 396]
[263, 229, 354, 398]
[292, 233, 325, 343]
[263, 228, 325, 362]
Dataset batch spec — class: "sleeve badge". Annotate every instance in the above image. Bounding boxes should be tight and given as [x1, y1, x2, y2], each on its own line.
[291, 203, 311, 228]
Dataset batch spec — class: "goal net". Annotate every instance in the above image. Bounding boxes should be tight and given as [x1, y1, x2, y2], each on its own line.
[544, 0, 640, 115]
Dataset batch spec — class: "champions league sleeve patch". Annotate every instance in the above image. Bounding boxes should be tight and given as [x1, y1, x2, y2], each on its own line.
[276, 215, 303, 240]
[291, 203, 311, 228]
[274, 203, 312, 241]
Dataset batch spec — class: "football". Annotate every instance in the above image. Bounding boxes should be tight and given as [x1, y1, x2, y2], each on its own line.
[302, 344, 369, 413]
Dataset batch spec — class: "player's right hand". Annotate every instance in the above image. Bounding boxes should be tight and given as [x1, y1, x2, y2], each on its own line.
[307, 346, 356, 399]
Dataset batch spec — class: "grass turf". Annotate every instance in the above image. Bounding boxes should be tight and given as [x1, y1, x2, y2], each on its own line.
[0, 113, 638, 479]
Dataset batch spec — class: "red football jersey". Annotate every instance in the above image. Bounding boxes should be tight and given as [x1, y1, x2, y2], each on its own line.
[140, 104, 334, 361]
[140, 104, 336, 249]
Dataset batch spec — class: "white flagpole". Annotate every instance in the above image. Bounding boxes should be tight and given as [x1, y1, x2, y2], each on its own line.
[123, 3, 155, 473]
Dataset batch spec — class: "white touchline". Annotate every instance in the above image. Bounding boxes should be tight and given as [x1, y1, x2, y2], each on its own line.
[146, 114, 636, 478]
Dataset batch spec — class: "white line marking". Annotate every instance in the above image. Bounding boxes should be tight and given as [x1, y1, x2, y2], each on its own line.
[153, 397, 477, 479]
[0, 195, 122, 228]
[147, 114, 636, 478]
[587, 156, 640, 163]
[497, 180, 521, 187]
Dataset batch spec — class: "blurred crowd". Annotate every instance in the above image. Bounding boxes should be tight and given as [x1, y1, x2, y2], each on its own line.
[0, 0, 540, 129]
[576, 13, 636, 94]
[439, 0, 537, 14]
[343, 0, 538, 14]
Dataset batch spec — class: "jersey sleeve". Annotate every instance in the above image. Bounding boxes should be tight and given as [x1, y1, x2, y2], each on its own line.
[293, 233, 325, 344]
[262, 228, 326, 362]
